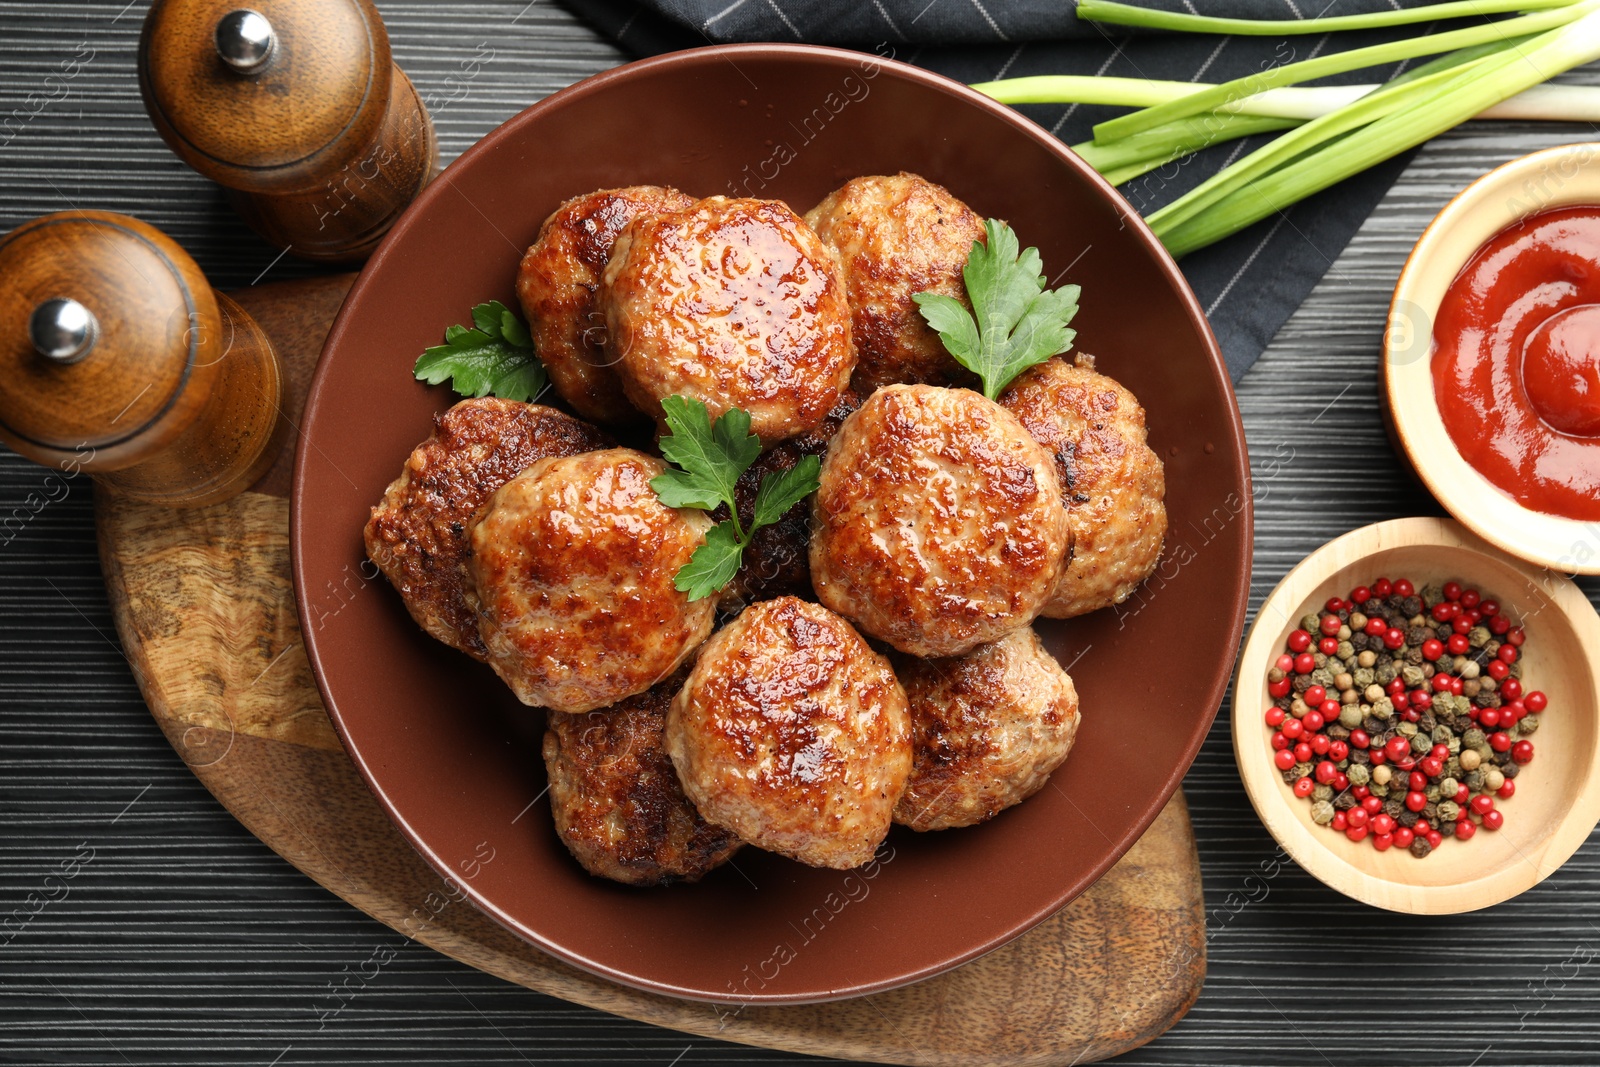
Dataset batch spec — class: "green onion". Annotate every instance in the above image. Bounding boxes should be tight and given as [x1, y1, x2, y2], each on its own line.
[1155, 5, 1600, 256]
[1077, 0, 1579, 35]
[1073, 112, 1301, 184]
[1089, 1, 1590, 143]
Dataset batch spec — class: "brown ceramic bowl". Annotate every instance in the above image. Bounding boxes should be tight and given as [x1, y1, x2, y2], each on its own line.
[1233, 518, 1600, 913]
[292, 44, 1252, 1004]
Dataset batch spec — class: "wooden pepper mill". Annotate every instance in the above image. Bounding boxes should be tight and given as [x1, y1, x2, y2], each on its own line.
[138, 0, 438, 263]
[0, 211, 286, 507]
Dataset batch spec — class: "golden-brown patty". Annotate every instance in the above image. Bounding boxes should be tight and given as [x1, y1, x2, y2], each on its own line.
[809, 384, 1071, 658]
[666, 597, 911, 870]
[516, 185, 696, 425]
[893, 628, 1081, 831]
[805, 172, 985, 395]
[543, 671, 743, 885]
[465, 447, 715, 712]
[602, 196, 856, 443]
[363, 398, 613, 660]
[999, 354, 1167, 618]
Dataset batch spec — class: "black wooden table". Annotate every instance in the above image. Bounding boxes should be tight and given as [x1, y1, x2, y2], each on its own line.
[4, 3, 1600, 1064]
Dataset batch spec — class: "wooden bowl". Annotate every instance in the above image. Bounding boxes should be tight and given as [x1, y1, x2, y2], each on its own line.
[1233, 517, 1600, 913]
[1384, 142, 1600, 574]
[293, 45, 1252, 1003]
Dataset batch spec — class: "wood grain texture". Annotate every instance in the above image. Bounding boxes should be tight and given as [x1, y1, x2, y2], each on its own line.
[92, 273, 1205, 1066]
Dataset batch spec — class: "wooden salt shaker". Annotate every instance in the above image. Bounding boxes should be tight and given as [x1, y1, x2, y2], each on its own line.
[0, 211, 286, 507]
[138, 0, 437, 262]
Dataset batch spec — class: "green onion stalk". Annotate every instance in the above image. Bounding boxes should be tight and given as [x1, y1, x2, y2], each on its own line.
[971, 0, 1600, 255]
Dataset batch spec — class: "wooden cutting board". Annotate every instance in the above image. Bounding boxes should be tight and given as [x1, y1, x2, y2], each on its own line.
[93, 273, 1206, 1066]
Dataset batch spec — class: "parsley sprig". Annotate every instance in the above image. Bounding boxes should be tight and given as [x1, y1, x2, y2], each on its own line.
[650, 396, 821, 602]
[414, 300, 547, 402]
[912, 218, 1081, 400]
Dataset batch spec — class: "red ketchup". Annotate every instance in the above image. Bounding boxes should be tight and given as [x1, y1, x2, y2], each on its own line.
[1432, 205, 1600, 520]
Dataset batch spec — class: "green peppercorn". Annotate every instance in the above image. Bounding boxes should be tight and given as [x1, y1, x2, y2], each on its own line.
[1463, 728, 1487, 749]
[1411, 734, 1431, 756]
[1301, 613, 1320, 632]
[1313, 784, 1334, 803]
[1468, 625, 1491, 648]
[1439, 776, 1459, 797]
[1337, 641, 1355, 661]
[1424, 785, 1441, 802]
[1402, 665, 1426, 690]
[1397, 721, 1418, 738]
[1437, 800, 1461, 823]
[1373, 697, 1395, 719]
[1348, 764, 1371, 786]
[1519, 714, 1541, 736]
[1310, 800, 1335, 825]
[1338, 706, 1363, 730]
[1376, 664, 1398, 686]
[1465, 769, 1485, 791]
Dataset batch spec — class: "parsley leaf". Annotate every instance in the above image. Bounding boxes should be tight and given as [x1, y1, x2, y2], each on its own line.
[649, 396, 822, 602]
[414, 300, 547, 402]
[912, 218, 1081, 400]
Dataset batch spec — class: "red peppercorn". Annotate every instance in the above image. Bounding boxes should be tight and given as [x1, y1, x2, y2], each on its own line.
[1315, 760, 1337, 784]
[1406, 790, 1428, 812]
[1268, 678, 1290, 699]
[1319, 637, 1339, 655]
[1384, 628, 1405, 650]
[1303, 711, 1325, 733]
[1416, 817, 1431, 832]
[1294, 777, 1315, 798]
[1332, 811, 1348, 831]
[1482, 810, 1505, 831]
[1346, 825, 1370, 843]
[1282, 718, 1304, 740]
[1332, 772, 1350, 791]
[1471, 794, 1495, 815]
[1450, 677, 1464, 696]
[1365, 617, 1387, 637]
[1321, 700, 1341, 719]
[1287, 629, 1311, 652]
[1421, 638, 1444, 661]
[1412, 690, 1433, 710]
[1385, 737, 1411, 761]
[1326, 597, 1347, 613]
[1456, 784, 1470, 804]
[1394, 693, 1412, 713]
[1329, 740, 1349, 761]
[1409, 771, 1428, 791]
[1447, 633, 1470, 655]
[1373, 832, 1394, 852]
[1526, 690, 1548, 713]
[1480, 708, 1501, 729]
[1432, 602, 1456, 622]
[1487, 659, 1510, 681]
[1295, 652, 1316, 674]
[1319, 614, 1341, 637]
[1421, 757, 1443, 778]
[1395, 579, 1415, 598]
[1394, 827, 1415, 848]
[1461, 589, 1480, 608]
[1501, 679, 1523, 703]
[1311, 734, 1331, 756]
[1353, 784, 1371, 800]
[1294, 742, 1313, 763]
[1513, 740, 1534, 765]
[1274, 749, 1296, 771]
[1498, 780, 1516, 799]
[1490, 615, 1511, 635]
[1426, 830, 1444, 849]
[1432, 674, 1453, 693]
[1370, 749, 1386, 766]
[1431, 744, 1450, 759]
[1489, 731, 1512, 753]
[1456, 819, 1476, 841]
[1265, 708, 1285, 726]
[1351, 585, 1372, 604]
[1271, 732, 1289, 750]
[1276, 654, 1296, 673]
[1350, 730, 1369, 749]
[1479, 598, 1499, 616]
[1401, 707, 1420, 723]
[1372, 814, 1396, 836]
[1304, 685, 1327, 706]
[1498, 644, 1518, 664]
[1453, 615, 1473, 635]
[1386, 677, 1406, 696]
[1374, 578, 1393, 597]
[1508, 627, 1526, 647]
[1443, 581, 1463, 601]
[1347, 807, 1370, 829]
[1362, 795, 1383, 814]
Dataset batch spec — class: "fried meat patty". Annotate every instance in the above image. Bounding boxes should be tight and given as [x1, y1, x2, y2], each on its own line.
[666, 597, 911, 870]
[543, 671, 742, 885]
[999, 355, 1167, 618]
[602, 196, 855, 443]
[363, 398, 613, 660]
[805, 173, 985, 394]
[809, 384, 1071, 658]
[892, 628, 1081, 831]
[465, 448, 715, 712]
[516, 185, 696, 425]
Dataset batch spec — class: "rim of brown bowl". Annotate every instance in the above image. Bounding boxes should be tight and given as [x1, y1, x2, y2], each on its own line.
[292, 43, 1252, 1003]
[1384, 142, 1600, 575]
[1232, 516, 1600, 914]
